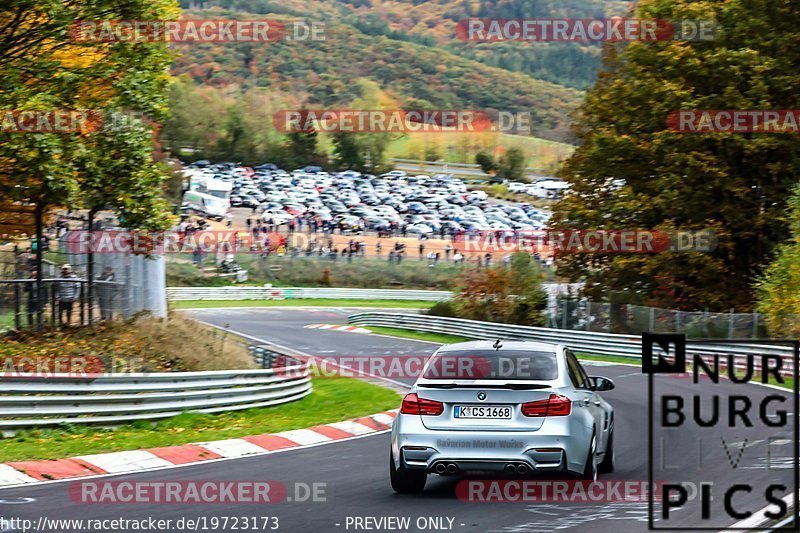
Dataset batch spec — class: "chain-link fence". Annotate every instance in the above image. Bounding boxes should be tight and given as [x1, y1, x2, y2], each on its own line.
[547, 299, 769, 339]
[0, 232, 166, 332]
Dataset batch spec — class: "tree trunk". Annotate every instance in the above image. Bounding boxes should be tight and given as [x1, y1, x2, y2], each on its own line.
[34, 203, 45, 330]
[87, 210, 96, 325]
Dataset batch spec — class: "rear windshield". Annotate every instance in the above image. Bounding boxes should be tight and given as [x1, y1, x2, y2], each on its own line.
[422, 350, 558, 381]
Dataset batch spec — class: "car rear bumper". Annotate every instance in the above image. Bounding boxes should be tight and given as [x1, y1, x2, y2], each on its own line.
[392, 414, 590, 474]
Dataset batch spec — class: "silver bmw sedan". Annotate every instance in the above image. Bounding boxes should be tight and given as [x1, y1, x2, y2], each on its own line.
[390, 340, 615, 493]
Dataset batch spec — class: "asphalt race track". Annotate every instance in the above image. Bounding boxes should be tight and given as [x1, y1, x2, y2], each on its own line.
[0, 308, 795, 533]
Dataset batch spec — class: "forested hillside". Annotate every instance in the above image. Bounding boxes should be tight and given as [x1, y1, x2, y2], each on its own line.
[168, 0, 635, 144]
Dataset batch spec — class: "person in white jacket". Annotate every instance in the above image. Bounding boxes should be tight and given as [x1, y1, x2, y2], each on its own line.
[56, 264, 81, 325]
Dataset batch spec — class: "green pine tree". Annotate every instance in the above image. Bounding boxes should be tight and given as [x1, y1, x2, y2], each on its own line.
[551, 0, 800, 311]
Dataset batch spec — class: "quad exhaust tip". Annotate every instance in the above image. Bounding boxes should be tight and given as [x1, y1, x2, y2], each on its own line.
[434, 463, 458, 474]
[504, 463, 529, 475]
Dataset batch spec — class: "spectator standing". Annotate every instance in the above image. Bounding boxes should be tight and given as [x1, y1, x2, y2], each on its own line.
[24, 269, 47, 325]
[56, 265, 81, 325]
[96, 266, 116, 321]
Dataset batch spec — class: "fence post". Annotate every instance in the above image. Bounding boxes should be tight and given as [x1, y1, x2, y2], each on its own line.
[562, 299, 567, 330]
[13, 282, 21, 330]
[80, 281, 86, 326]
[649, 307, 655, 332]
[50, 281, 56, 327]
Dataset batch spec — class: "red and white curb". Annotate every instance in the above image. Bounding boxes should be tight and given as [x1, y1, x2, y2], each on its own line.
[304, 324, 372, 334]
[0, 410, 397, 487]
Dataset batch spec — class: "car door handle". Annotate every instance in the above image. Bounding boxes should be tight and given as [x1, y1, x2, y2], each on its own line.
[594, 400, 601, 406]
[581, 397, 590, 405]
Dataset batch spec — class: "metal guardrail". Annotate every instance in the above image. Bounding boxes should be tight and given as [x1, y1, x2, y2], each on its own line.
[167, 287, 453, 302]
[347, 313, 796, 374]
[389, 159, 554, 182]
[0, 345, 311, 429]
[390, 158, 551, 174]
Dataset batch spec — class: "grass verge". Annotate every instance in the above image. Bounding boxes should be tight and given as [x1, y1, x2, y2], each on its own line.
[171, 299, 435, 309]
[1, 315, 255, 372]
[367, 326, 471, 344]
[0, 377, 402, 462]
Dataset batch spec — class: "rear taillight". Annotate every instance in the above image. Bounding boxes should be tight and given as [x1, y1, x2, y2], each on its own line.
[521, 394, 572, 417]
[400, 393, 444, 416]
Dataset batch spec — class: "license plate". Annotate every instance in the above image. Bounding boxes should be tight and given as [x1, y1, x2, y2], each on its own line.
[453, 405, 512, 419]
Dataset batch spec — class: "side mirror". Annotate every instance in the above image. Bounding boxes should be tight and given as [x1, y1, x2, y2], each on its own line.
[590, 376, 615, 392]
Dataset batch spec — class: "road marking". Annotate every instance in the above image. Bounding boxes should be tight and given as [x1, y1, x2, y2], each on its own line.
[304, 324, 372, 334]
[74, 451, 172, 474]
[274, 429, 331, 446]
[0, 498, 34, 504]
[0, 430, 391, 491]
[0, 466, 37, 487]
[328, 420, 376, 436]
[195, 439, 270, 458]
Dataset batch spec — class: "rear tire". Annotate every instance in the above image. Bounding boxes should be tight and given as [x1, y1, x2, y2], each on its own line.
[390, 452, 426, 493]
[598, 430, 615, 474]
[579, 431, 598, 481]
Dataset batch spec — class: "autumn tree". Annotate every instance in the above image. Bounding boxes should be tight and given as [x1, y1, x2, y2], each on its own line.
[475, 151, 498, 174]
[455, 253, 547, 326]
[332, 132, 366, 171]
[497, 147, 526, 182]
[757, 183, 800, 336]
[0, 0, 177, 329]
[550, 0, 800, 311]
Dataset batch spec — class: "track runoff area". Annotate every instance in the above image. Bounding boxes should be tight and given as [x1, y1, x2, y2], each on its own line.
[1, 309, 788, 532]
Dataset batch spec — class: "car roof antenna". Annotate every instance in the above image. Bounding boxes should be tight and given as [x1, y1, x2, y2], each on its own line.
[493, 339, 503, 350]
